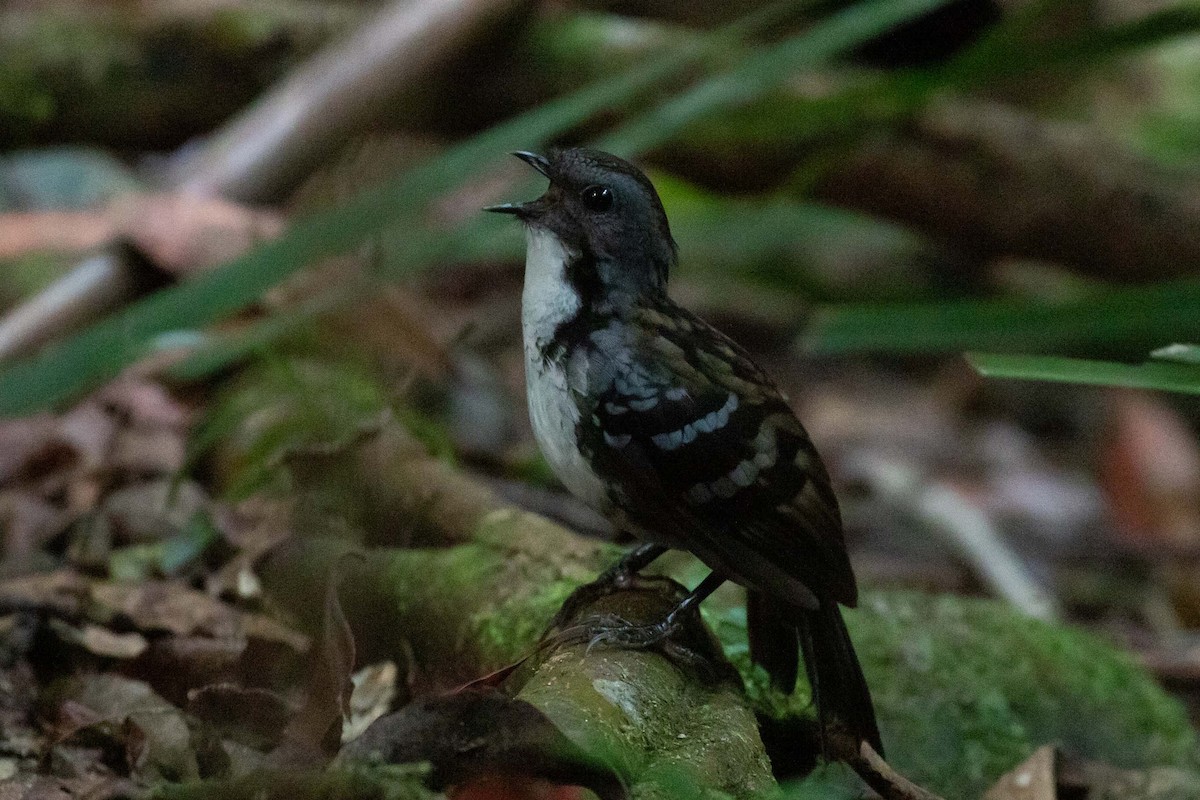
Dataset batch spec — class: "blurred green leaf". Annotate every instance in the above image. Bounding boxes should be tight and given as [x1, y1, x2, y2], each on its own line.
[601, 0, 954, 154]
[803, 279, 1200, 356]
[189, 359, 392, 499]
[931, 2, 1200, 92]
[968, 352, 1200, 395]
[108, 511, 221, 581]
[0, 0, 959, 416]
[160, 278, 365, 384]
[1151, 343, 1200, 365]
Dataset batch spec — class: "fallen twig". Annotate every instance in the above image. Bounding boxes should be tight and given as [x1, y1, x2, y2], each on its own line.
[0, 0, 526, 365]
[849, 741, 947, 800]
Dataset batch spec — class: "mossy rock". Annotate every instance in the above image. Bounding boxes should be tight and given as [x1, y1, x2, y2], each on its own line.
[772, 591, 1199, 798]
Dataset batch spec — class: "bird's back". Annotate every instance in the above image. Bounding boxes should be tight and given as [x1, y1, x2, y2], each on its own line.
[571, 298, 858, 610]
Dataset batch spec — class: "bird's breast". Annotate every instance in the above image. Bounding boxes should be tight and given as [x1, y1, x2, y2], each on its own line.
[521, 228, 610, 510]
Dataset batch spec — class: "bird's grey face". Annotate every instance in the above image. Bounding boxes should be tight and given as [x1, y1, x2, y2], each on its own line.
[487, 148, 677, 295]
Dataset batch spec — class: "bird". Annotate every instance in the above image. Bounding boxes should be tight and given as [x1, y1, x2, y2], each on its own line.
[486, 147, 882, 757]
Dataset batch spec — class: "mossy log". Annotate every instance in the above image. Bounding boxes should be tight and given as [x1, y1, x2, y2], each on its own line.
[0, 3, 359, 149]
[212, 359, 1199, 797]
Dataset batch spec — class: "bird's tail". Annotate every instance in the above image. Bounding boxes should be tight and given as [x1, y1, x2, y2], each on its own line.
[748, 591, 883, 757]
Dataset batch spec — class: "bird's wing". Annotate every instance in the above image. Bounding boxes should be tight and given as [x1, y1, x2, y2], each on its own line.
[579, 305, 857, 608]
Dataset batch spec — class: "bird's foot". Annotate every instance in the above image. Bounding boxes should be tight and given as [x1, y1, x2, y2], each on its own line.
[546, 572, 674, 633]
[582, 612, 682, 652]
[545, 610, 708, 675]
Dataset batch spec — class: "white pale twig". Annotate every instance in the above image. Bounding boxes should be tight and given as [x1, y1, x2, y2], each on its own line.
[849, 452, 1061, 621]
[0, 0, 522, 366]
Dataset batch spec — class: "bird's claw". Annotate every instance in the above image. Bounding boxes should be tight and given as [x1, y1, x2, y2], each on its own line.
[546, 572, 676, 633]
[583, 613, 678, 653]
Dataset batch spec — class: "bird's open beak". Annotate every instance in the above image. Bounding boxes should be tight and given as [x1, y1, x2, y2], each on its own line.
[484, 151, 552, 217]
[483, 201, 528, 216]
[512, 150, 551, 177]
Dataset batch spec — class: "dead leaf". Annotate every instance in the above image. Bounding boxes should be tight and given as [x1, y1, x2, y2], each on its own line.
[108, 428, 187, 476]
[56, 401, 118, 475]
[341, 689, 624, 800]
[110, 192, 284, 275]
[187, 683, 292, 747]
[95, 379, 190, 431]
[343, 661, 398, 743]
[7, 775, 135, 800]
[0, 570, 90, 617]
[88, 580, 235, 638]
[48, 619, 148, 660]
[0, 415, 70, 486]
[1101, 391, 1200, 547]
[131, 635, 247, 706]
[0, 490, 68, 564]
[43, 674, 199, 782]
[236, 612, 308, 654]
[0, 211, 114, 260]
[86, 580, 308, 653]
[984, 744, 1057, 800]
[203, 499, 293, 600]
[102, 479, 209, 544]
[212, 497, 294, 556]
[0, 194, 282, 276]
[983, 746, 1200, 800]
[270, 557, 358, 766]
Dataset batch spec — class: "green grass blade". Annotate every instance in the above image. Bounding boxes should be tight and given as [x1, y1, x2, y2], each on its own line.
[802, 279, 1200, 356]
[1151, 343, 1200, 365]
[602, 0, 956, 154]
[0, 0, 963, 416]
[969, 352, 1200, 395]
[941, 4, 1200, 89]
[0, 3, 791, 417]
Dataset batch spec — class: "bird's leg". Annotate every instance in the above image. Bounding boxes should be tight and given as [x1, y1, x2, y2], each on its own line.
[597, 542, 669, 587]
[546, 542, 668, 631]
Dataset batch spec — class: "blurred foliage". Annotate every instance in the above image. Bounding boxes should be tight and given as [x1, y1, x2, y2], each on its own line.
[7, 0, 1200, 412]
[970, 346, 1200, 395]
[188, 359, 395, 500]
[0, 0, 997, 416]
[780, 591, 1200, 798]
[0, 147, 141, 210]
[0, 3, 354, 147]
[804, 279, 1200, 358]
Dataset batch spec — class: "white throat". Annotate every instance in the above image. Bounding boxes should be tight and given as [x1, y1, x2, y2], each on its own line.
[519, 226, 609, 509]
[521, 227, 580, 355]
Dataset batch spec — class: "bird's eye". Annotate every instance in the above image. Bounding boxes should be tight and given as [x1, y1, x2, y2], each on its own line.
[581, 185, 613, 212]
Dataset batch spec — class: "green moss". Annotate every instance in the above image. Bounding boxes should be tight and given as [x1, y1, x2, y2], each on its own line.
[519, 642, 774, 799]
[783, 591, 1199, 798]
[193, 359, 394, 499]
[473, 576, 577, 664]
[154, 763, 434, 800]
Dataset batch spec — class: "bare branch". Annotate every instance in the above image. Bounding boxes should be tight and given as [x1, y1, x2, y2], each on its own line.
[167, 0, 528, 204]
[812, 98, 1200, 283]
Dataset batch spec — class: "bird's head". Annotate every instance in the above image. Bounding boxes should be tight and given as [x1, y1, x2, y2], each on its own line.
[487, 148, 677, 297]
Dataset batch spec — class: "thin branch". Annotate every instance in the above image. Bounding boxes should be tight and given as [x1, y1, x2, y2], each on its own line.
[166, 0, 528, 204]
[848, 741, 947, 800]
[812, 98, 1200, 283]
[846, 452, 1062, 621]
[0, 0, 526, 366]
[0, 250, 138, 362]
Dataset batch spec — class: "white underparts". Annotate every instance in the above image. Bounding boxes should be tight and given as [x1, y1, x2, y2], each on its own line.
[522, 227, 580, 353]
[521, 227, 610, 509]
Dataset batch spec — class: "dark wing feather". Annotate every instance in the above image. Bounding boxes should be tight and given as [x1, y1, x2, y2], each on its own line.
[579, 303, 857, 608]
